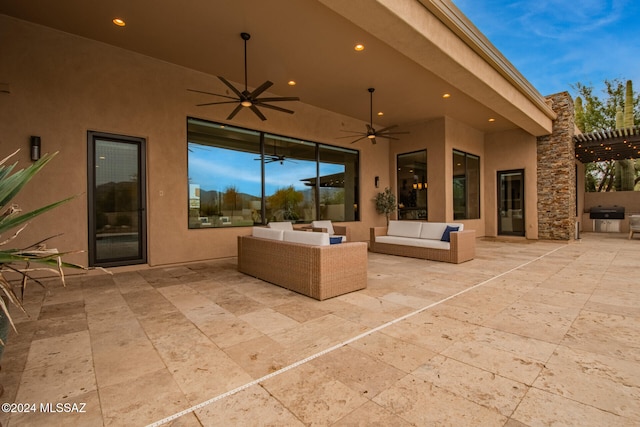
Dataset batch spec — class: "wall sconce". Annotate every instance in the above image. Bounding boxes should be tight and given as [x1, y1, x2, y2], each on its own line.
[30, 136, 41, 161]
[374, 176, 379, 188]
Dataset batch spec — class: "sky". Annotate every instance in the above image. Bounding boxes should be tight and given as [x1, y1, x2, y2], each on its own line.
[452, 0, 640, 98]
[188, 143, 343, 196]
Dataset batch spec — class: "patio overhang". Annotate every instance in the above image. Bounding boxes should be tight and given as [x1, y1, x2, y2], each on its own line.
[574, 125, 640, 163]
[0, 0, 554, 137]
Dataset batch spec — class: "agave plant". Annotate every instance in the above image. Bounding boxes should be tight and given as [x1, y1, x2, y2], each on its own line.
[0, 150, 85, 342]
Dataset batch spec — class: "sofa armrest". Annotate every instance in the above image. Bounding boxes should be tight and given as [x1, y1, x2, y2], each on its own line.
[332, 225, 351, 241]
[450, 230, 476, 263]
[370, 226, 388, 242]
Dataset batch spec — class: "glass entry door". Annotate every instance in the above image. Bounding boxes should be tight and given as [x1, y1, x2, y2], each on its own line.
[88, 132, 147, 266]
[498, 170, 524, 236]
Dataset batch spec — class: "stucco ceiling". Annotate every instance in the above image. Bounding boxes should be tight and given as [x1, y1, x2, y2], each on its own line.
[0, 0, 542, 134]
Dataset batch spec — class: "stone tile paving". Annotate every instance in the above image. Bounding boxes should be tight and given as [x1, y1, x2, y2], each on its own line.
[0, 233, 638, 426]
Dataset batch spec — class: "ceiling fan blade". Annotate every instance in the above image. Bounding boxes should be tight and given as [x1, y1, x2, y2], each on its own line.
[377, 135, 401, 141]
[376, 124, 399, 133]
[371, 136, 377, 144]
[218, 76, 244, 99]
[336, 134, 366, 139]
[187, 88, 238, 101]
[349, 136, 368, 144]
[338, 129, 367, 135]
[250, 104, 267, 121]
[255, 96, 300, 103]
[255, 102, 295, 115]
[376, 132, 409, 139]
[196, 100, 241, 107]
[226, 103, 244, 120]
[250, 80, 273, 98]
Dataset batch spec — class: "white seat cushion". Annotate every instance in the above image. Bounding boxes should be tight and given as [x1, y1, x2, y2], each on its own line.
[252, 227, 284, 240]
[311, 220, 334, 235]
[376, 235, 450, 250]
[268, 221, 294, 231]
[387, 220, 422, 238]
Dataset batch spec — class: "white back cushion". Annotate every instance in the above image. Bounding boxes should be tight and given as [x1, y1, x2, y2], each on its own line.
[387, 220, 422, 238]
[283, 230, 330, 246]
[311, 220, 334, 235]
[419, 223, 448, 240]
[419, 222, 464, 239]
[268, 221, 294, 231]
[252, 227, 284, 240]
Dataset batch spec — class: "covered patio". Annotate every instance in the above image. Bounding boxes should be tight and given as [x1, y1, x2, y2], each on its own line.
[0, 233, 638, 426]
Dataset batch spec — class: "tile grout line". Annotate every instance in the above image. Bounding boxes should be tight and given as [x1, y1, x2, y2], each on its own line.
[146, 244, 567, 427]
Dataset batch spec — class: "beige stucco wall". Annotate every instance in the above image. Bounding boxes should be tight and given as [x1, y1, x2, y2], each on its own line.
[1, 13, 552, 269]
[387, 116, 487, 236]
[0, 16, 389, 267]
[445, 116, 485, 235]
[388, 118, 445, 222]
[484, 129, 539, 238]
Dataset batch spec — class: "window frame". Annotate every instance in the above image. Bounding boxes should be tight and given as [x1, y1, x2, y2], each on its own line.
[453, 149, 480, 220]
[186, 117, 360, 228]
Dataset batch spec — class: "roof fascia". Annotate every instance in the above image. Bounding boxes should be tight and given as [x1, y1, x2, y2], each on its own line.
[420, 0, 556, 121]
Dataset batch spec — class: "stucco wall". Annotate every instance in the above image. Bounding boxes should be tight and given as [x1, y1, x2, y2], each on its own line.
[387, 116, 486, 236]
[0, 16, 388, 266]
[445, 116, 485, 236]
[484, 129, 539, 238]
[389, 118, 446, 222]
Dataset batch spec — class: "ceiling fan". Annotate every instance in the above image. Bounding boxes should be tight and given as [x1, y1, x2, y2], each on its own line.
[338, 88, 409, 144]
[254, 145, 297, 165]
[188, 32, 299, 121]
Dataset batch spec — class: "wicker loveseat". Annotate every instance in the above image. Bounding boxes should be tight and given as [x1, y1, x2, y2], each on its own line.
[237, 227, 367, 300]
[370, 220, 476, 264]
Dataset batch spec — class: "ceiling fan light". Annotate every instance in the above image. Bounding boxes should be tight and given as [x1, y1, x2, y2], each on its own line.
[241, 100, 252, 107]
[367, 134, 376, 139]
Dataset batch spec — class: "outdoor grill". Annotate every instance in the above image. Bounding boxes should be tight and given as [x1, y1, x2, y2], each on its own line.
[590, 206, 625, 233]
[589, 206, 625, 219]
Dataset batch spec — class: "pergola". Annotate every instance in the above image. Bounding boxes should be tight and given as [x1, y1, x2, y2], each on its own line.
[574, 125, 640, 163]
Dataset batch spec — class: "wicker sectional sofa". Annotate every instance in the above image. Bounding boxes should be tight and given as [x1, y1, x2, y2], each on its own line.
[237, 227, 367, 300]
[370, 220, 476, 263]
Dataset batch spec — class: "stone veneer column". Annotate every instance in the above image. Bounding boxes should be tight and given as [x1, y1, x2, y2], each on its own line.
[537, 92, 576, 240]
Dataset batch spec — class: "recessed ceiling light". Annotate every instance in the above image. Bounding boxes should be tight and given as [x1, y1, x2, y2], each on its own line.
[287, 80, 296, 86]
[377, 111, 384, 116]
[354, 44, 365, 51]
[112, 18, 126, 27]
[442, 93, 451, 98]
[488, 118, 496, 122]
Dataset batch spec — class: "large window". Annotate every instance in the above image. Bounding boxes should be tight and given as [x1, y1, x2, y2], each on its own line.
[187, 117, 359, 228]
[453, 150, 480, 220]
[397, 150, 427, 220]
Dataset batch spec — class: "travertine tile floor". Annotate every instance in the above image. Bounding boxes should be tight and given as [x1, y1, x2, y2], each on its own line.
[0, 233, 638, 426]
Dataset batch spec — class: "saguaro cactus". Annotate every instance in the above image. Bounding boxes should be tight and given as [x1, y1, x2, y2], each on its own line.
[614, 80, 636, 191]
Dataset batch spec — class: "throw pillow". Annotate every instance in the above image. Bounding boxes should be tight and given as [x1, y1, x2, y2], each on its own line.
[440, 225, 459, 242]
